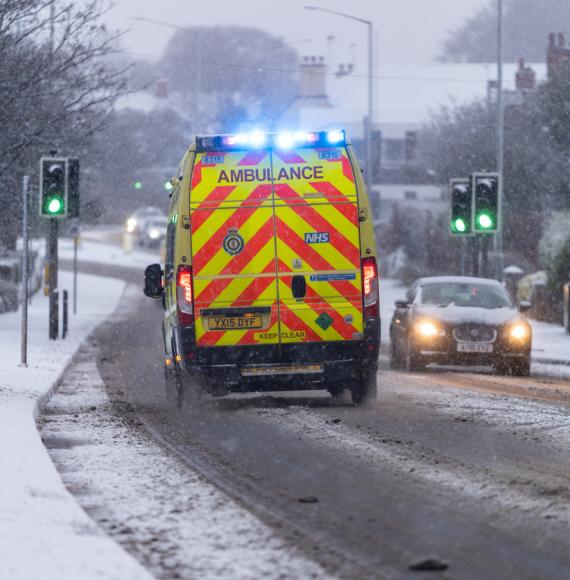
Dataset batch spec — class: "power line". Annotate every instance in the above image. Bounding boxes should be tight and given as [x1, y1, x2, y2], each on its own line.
[119, 48, 505, 84]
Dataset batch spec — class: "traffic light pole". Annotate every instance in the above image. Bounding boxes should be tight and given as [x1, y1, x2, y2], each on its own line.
[48, 220, 59, 340]
[20, 176, 30, 366]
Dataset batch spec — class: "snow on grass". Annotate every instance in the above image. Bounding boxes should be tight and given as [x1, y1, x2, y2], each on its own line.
[0, 271, 153, 580]
[40, 348, 329, 580]
[58, 236, 159, 269]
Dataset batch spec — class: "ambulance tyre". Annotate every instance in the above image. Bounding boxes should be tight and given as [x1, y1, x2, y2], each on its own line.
[350, 368, 378, 406]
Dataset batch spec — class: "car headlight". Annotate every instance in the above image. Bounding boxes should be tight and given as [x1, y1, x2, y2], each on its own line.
[415, 321, 444, 337]
[509, 323, 528, 340]
[149, 228, 160, 239]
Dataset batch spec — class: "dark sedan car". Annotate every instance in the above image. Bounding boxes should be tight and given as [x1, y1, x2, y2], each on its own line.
[389, 276, 531, 375]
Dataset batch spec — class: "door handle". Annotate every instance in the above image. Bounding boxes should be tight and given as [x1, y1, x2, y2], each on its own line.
[291, 275, 306, 299]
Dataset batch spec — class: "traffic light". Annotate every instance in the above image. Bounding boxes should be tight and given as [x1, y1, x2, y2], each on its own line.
[67, 158, 80, 218]
[473, 173, 500, 233]
[40, 157, 67, 218]
[449, 178, 473, 235]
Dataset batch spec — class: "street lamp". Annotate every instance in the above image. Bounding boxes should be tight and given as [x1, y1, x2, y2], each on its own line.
[305, 6, 374, 191]
[496, 0, 505, 279]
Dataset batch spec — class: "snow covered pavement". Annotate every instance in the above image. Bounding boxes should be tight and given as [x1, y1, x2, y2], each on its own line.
[0, 271, 153, 580]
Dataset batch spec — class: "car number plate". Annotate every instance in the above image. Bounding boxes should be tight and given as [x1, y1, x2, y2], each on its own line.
[457, 343, 493, 353]
[207, 315, 263, 331]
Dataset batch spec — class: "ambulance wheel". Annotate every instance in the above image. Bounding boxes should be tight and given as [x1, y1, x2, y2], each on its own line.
[350, 368, 377, 406]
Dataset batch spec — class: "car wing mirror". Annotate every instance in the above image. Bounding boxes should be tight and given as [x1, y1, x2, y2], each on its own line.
[395, 300, 409, 309]
[144, 263, 163, 298]
[518, 300, 531, 313]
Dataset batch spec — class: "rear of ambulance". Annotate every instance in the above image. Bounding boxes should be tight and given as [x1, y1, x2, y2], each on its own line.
[183, 130, 379, 393]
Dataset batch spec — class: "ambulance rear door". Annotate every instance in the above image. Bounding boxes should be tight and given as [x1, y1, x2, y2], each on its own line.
[189, 150, 279, 348]
[272, 145, 364, 345]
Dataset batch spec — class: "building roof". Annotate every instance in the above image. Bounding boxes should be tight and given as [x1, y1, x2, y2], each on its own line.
[284, 62, 547, 138]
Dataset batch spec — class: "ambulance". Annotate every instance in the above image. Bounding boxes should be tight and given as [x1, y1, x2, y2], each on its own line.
[144, 130, 380, 405]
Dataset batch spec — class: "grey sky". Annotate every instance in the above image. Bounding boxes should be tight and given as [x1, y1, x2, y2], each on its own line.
[107, 0, 487, 66]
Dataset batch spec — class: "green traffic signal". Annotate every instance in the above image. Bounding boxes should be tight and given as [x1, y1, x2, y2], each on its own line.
[40, 158, 67, 218]
[476, 212, 494, 230]
[46, 195, 64, 215]
[134, 181, 142, 190]
[453, 217, 467, 233]
[450, 179, 472, 235]
[473, 174, 499, 233]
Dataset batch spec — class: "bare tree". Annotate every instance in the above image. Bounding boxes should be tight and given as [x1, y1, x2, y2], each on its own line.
[0, 0, 127, 248]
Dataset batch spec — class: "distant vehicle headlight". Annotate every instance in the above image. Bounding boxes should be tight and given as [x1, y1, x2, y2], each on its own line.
[415, 321, 443, 337]
[149, 228, 160, 239]
[509, 323, 528, 340]
[126, 218, 137, 233]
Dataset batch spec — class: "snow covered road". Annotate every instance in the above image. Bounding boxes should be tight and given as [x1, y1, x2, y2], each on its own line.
[42, 279, 569, 579]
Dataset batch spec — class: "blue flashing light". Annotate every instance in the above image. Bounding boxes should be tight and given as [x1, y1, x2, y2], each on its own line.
[276, 132, 295, 149]
[196, 129, 347, 152]
[250, 130, 266, 148]
[326, 130, 344, 145]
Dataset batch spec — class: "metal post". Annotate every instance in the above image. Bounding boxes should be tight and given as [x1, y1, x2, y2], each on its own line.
[73, 228, 78, 314]
[62, 289, 68, 339]
[472, 236, 481, 277]
[496, 0, 505, 280]
[48, 220, 59, 340]
[20, 176, 30, 367]
[482, 235, 490, 277]
[366, 20, 373, 193]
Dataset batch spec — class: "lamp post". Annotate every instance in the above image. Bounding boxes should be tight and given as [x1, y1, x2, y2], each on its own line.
[305, 6, 374, 191]
[496, 0, 505, 279]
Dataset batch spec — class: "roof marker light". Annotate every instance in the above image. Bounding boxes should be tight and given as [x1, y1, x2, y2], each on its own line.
[326, 130, 344, 145]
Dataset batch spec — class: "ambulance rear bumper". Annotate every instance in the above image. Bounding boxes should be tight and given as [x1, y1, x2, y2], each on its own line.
[173, 318, 380, 391]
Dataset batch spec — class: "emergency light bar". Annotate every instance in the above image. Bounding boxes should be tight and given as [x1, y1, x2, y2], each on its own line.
[195, 130, 346, 152]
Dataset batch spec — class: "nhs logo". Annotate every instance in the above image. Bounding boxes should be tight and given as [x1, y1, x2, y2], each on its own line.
[304, 232, 330, 244]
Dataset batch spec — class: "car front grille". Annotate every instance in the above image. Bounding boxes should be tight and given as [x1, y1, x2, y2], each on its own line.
[453, 324, 497, 343]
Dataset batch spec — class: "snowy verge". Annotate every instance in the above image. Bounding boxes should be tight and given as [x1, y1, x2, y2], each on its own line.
[40, 345, 329, 580]
[0, 271, 153, 580]
[58, 236, 159, 270]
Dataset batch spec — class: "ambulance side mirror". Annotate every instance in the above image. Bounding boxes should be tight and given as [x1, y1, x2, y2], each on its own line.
[144, 264, 163, 299]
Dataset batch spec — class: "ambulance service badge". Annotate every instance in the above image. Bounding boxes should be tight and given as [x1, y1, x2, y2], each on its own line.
[223, 228, 245, 256]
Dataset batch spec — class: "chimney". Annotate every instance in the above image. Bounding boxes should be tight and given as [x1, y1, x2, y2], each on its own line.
[154, 79, 169, 99]
[547, 31, 570, 80]
[515, 57, 536, 90]
[299, 56, 327, 100]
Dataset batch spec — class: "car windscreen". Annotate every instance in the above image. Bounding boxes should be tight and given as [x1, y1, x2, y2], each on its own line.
[419, 282, 513, 309]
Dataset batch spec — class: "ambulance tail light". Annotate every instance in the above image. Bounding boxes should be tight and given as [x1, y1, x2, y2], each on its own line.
[362, 257, 379, 318]
[176, 265, 194, 324]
